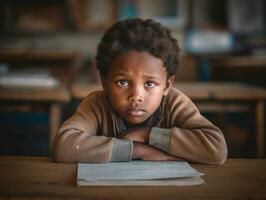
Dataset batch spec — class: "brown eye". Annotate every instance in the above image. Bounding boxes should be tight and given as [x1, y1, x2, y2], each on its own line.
[145, 81, 156, 88]
[117, 80, 129, 87]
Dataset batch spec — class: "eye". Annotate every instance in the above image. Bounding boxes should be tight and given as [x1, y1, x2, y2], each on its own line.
[144, 81, 156, 88]
[116, 80, 129, 87]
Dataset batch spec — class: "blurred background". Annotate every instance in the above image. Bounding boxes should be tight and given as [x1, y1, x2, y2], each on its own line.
[0, 0, 265, 158]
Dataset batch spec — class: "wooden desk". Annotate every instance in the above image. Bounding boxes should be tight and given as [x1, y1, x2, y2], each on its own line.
[71, 82, 266, 158]
[0, 86, 70, 151]
[201, 56, 266, 86]
[0, 156, 265, 199]
[0, 49, 83, 85]
[0, 49, 82, 151]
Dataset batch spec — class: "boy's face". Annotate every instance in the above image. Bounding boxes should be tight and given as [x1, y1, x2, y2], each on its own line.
[103, 50, 174, 125]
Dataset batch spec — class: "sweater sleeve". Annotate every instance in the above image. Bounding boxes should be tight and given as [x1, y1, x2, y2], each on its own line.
[149, 89, 227, 165]
[51, 92, 133, 163]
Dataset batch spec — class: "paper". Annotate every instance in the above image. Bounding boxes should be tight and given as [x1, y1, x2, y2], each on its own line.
[77, 160, 204, 186]
[0, 68, 59, 88]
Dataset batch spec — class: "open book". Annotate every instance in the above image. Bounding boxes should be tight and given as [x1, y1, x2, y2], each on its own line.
[77, 161, 204, 186]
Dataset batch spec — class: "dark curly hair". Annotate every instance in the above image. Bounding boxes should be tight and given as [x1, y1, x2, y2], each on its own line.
[95, 18, 180, 79]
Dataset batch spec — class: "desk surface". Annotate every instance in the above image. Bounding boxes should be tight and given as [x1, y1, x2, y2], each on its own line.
[0, 49, 79, 61]
[0, 156, 265, 199]
[0, 86, 70, 102]
[72, 82, 266, 101]
[207, 56, 266, 67]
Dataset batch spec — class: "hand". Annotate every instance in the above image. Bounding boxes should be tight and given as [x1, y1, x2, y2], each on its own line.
[132, 142, 180, 161]
[119, 128, 150, 144]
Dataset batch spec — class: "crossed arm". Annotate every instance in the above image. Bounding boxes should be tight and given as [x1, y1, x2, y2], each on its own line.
[119, 128, 179, 161]
[53, 91, 227, 164]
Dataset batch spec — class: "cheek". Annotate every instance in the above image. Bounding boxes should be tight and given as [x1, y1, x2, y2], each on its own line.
[145, 89, 164, 106]
[107, 87, 127, 108]
[150, 87, 165, 98]
[108, 86, 125, 99]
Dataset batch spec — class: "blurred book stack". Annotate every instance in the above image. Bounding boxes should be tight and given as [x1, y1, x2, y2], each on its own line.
[0, 66, 59, 89]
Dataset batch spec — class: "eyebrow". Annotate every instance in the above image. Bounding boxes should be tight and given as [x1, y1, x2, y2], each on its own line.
[112, 72, 128, 77]
[142, 75, 161, 80]
[112, 72, 161, 80]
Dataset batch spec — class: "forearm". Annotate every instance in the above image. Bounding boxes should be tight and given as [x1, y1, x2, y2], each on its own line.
[149, 127, 227, 165]
[119, 127, 179, 161]
[52, 128, 132, 163]
[132, 141, 179, 161]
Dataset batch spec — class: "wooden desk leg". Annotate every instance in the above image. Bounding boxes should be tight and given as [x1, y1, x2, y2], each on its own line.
[49, 103, 61, 154]
[256, 101, 265, 158]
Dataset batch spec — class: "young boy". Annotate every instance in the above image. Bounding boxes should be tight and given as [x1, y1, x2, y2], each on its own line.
[52, 18, 227, 164]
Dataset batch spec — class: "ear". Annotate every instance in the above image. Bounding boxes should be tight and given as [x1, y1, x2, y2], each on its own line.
[163, 75, 175, 96]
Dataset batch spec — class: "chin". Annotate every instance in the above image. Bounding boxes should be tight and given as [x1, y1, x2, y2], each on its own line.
[125, 117, 147, 125]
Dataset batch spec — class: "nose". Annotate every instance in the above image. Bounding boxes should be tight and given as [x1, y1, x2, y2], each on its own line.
[128, 86, 144, 103]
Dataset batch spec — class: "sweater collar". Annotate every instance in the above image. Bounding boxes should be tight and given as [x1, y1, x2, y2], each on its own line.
[113, 105, 164, 136]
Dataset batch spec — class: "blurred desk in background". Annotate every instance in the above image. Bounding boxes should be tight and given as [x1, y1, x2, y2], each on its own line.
[0, 49, 83, 85]
[71, 81, 266, 158]
[201, 56, 266, 87]
[208, 56, 266, 67]
[0, 86, 70, 152]
[0, 49, 83, 153]
[0, 156, 266, 199]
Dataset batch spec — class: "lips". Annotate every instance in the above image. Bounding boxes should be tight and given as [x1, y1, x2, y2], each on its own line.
[126, 108, 145, 117]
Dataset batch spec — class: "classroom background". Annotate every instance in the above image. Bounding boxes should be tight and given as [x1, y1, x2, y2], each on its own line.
[0, 0, 266, 159]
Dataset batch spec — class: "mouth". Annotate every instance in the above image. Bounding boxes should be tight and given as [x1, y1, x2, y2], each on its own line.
[126, 108, 146, 117]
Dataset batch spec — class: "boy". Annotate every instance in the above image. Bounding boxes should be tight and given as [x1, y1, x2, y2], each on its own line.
[52, 18, 227, 164]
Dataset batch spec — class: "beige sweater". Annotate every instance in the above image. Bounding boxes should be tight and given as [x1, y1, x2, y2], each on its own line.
[52, 87, 227, 164]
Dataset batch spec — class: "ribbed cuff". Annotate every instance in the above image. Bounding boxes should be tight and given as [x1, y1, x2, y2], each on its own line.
[149, 127, 171, 152]
[110, 138, 133, 162]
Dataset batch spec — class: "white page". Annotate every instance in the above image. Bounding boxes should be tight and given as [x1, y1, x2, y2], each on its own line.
[77, 161, 203, 181]
[77, 176, 205, 186]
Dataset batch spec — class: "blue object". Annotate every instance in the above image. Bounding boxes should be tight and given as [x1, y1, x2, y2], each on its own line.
[118, 0, 137, 19]
[185, 29, 235, 54]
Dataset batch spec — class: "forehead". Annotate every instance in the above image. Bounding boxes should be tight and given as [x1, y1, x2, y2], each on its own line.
[107, 50, 166, 78]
